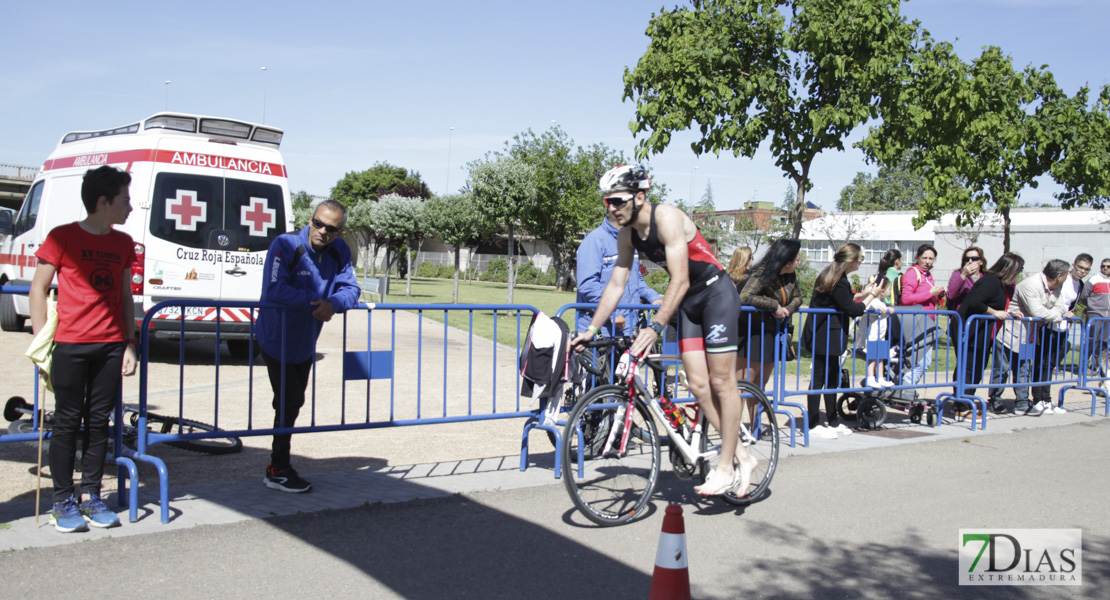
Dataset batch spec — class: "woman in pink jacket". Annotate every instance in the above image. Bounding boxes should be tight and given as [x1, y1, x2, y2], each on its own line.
[898, 244, 947, 386]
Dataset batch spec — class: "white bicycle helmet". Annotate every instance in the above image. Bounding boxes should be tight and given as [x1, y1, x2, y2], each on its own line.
[599, 165, 651, 195]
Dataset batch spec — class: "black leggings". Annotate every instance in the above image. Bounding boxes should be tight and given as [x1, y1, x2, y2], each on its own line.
[807, 352, 841, 428]
[49, 342, 124, 503]
[262, 350, 313, 469]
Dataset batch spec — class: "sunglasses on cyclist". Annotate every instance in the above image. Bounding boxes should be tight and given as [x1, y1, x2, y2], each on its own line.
[311, 217, 343, 234]
[604, 195, 634, 209]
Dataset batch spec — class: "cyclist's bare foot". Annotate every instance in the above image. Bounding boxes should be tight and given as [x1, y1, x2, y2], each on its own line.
[731, 455, 759, 498]
[695, 466, 739, 496]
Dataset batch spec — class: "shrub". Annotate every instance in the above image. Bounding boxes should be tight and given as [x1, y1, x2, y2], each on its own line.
[481, 258, 509, 282]
[645, 269, 670, 295]
[517, 261, 541, 285]
[438, 264, 457, 278]
[416, 261, 441, 277]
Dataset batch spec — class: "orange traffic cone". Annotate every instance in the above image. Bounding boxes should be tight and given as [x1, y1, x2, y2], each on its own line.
[649, 503, 691, 600]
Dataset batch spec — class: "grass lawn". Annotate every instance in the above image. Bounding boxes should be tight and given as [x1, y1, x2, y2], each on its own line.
[361, 274, 577, 348]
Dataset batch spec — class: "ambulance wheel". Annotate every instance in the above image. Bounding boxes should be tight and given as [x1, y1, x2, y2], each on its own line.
[0, 293, 26, 332]
[227, 339, 260, 360]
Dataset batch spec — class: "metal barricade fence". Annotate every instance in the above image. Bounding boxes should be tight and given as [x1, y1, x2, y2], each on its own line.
[1076, 316, 1110, 415]
[957, 314, 1088, 419]
[134, 299, 540, 523]
[788, 307, 970, 436]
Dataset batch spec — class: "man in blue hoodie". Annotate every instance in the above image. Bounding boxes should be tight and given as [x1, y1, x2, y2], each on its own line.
[576, 212, 661, 337]
[257, 200, 361, 492]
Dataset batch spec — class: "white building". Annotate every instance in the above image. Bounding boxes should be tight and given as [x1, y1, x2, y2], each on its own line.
[800, 207, 1110, 283]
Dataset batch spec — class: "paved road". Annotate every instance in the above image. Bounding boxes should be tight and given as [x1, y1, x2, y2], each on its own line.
[2, 415, 1106, 599]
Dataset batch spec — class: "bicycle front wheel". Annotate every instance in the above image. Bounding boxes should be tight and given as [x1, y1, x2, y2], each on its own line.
[722, 380, 780, 506]
[562, 384, 660, 526]
[140, 413, 244, 455]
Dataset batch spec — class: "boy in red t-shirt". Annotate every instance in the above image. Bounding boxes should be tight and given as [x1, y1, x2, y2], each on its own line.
[30, 165, 138, 533]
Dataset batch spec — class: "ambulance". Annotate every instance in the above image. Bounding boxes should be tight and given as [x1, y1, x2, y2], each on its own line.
[0, 113, 294, 358]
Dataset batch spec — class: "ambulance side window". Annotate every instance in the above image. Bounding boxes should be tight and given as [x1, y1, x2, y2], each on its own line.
[224, 179, 286, 252]
[13, 181, 44, 237]
[150, 173, 221, 249]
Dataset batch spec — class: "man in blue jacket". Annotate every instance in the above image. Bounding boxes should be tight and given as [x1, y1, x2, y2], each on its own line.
[576, 212, 661, 337]
[258, 200, 361, 492]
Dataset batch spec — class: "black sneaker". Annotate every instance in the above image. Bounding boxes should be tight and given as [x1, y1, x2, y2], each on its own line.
[264, 465, 313, 493]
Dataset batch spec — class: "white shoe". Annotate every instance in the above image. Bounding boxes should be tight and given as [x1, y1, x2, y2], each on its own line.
[877, 378, 896, 388]
[810, 425, 838, 439]
[862, 377, 881, 388]
[1051, 404, 1068, 414]
[833, 423, 854, 436]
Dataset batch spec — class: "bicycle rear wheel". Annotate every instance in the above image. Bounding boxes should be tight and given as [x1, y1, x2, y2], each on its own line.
[562, 384, 660, 526]
[722, 381, 780, 506]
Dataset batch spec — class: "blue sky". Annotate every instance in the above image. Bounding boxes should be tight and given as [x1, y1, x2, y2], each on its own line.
[2, 0, 1106, 212]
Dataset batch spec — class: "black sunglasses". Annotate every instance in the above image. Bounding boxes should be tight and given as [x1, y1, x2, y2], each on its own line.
[963, 255, 982, 264]
[604, 195, 633, 209]
[311, 217, 342, 234]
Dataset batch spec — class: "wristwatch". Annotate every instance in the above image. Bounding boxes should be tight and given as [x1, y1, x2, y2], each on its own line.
[650, 321, 665, 335]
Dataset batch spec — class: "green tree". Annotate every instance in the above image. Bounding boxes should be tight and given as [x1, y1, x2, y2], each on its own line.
[331, 162, 430, 210]
[424, 193, 484, 303]
[489, 126, 626, 291]
[624, 0, 919, 239]
[371, 194, 425, 297]
[291, 190, 314, 230]
[836, 159, 927, 212]
[1049, 84, 1110, 209]
[860, 42, 1076, 252]
[468, 159, 538, 304]
[347, 198, 378, 276]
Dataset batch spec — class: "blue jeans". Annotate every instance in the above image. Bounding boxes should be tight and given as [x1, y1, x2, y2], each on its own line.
[900, 345, 933, 387]
[988, 337, 1010, 402]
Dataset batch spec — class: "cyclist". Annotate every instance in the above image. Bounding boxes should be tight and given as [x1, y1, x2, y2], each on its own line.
[570, 165, 757, 497]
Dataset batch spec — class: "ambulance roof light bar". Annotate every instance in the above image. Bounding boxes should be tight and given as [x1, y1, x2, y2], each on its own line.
[199, 118, 251, 140]
[62, 123, 141, 144]
[251, 128, 283, 145]
[144, 115, 197, 133]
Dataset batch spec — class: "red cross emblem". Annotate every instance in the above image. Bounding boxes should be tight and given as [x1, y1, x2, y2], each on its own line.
[241, 197, 276, 237]
[166, 189, 206, 231]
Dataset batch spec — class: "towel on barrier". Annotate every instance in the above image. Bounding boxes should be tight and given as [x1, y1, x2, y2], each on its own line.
[519, 312, 571, 401]
[25, 291, 58, 392]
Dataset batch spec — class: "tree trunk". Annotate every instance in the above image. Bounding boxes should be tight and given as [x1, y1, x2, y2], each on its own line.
[1001, 207, 1012, 254]
[791, 173, 807, 240]
[507, 223, 515, 304]
[452, 246, 461, 303]
[405, 238, 413, 297]
[369, 240, 379, 277]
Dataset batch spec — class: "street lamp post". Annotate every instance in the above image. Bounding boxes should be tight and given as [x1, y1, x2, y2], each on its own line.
[164, 80, 171, 110]
[261, 67, 268, 124]
[445, 126, 455, 196]
[689, 165, 699, 204]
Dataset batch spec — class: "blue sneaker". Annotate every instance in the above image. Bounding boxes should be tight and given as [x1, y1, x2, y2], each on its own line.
[50, 497, 89, 533]
[79, 493, 121, 528]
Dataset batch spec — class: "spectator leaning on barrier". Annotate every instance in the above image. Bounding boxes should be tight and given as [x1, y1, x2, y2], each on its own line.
[738, 239, 802, 389]
[946, 246, 986, 414]
[1047, 253, 1091, 375]
[1080, 258, 1110, 376]
[802, 243, 892, 439]
[1000, 259, 1071, 417]
[898, 244, 945, 387]
[29, 166, 138, 533]
[875, 249, 903, 304]
[955, 252, 1024, 413]
[257, 200, 361, 493]
[575, 211, 662, 338]
[570, 165, 758, 498]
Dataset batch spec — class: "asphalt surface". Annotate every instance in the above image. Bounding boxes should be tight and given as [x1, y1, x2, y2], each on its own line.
[2, 403, 1107, 600]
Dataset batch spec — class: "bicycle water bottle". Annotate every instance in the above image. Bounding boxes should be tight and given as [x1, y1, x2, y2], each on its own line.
[615, 351, 631, 379]
[659, 397, 685, 429]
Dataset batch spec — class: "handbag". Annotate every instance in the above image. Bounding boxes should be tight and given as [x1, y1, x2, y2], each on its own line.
[783, 321, 798, 361]
[25, 290, 58, 392]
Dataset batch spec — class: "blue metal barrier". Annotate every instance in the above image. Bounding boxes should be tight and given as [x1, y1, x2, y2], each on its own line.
[134, 298, 540, 523]
[1075, 317, 1110, 415]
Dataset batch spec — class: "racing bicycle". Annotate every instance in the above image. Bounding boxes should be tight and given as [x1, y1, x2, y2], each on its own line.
[562, 337, 780, 526]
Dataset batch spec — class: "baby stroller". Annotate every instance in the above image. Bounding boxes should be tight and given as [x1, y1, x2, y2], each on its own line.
[837, 312, 940, 429]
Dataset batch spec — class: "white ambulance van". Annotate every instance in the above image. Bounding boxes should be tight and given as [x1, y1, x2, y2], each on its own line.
[0, 113, 293, 358]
